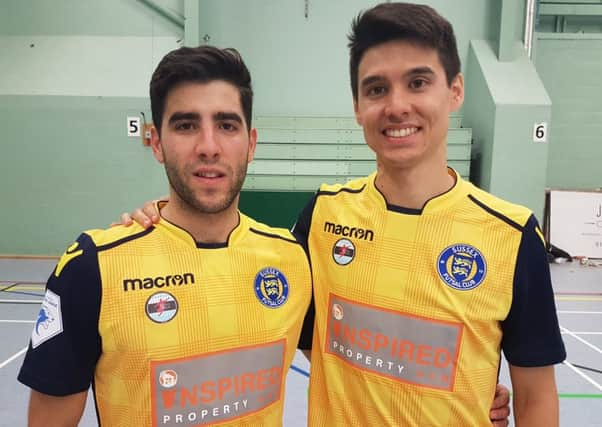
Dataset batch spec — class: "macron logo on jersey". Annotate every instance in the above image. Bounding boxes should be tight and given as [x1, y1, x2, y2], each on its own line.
[123, 273, 196, 292]
[324, 222, 374, 241]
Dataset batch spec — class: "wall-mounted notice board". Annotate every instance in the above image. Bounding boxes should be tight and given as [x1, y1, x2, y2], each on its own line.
[546, 190, 602, 259]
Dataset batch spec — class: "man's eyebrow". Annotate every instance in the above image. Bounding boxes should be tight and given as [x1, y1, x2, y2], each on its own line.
[360, 75, 385, 89]
[214, 112, 243, 123]
[360, 67, 436, 89]
[168, 111, 200, 125]
[403, 66, 435, 78]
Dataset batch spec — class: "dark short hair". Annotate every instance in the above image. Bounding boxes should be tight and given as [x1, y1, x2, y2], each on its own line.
[348, 2, 461, 100]
[150, 45, 253, 134]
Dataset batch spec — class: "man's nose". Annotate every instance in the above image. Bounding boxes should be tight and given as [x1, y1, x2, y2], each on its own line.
[194, 125, 221, 159]
[384, 87, 411, 119]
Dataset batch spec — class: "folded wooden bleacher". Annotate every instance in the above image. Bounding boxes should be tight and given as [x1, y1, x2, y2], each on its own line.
[244, 114, 472, 192]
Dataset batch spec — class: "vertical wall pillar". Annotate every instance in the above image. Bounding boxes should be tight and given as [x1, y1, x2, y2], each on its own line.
[184, 0, 200, 47]
[464, 40, 551, 221]
[498, 0, 520, 61]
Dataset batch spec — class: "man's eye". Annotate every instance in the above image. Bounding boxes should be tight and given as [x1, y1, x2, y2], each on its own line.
[367, 86, 386, 96]
[175, 122, 195, 131]
[220, 122, 237, 131]
[409, 79, 427, 90]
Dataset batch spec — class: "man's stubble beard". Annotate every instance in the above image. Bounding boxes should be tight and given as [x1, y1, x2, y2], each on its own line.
[163, 156, 248, 215]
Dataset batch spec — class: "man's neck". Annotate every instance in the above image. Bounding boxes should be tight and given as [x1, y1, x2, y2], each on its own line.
[160, 199, 240, 244]
[374, 159, 455, 210]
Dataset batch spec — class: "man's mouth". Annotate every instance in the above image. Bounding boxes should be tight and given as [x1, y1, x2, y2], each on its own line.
[383, 127, 419, 138]
[194, 170, 225, 179]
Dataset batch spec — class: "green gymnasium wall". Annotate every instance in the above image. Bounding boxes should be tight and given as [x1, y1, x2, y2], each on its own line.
[195, 0, 498, 115]
[0, 95, 315, 255]
[534, 34, 602, 190]
[464, 39, 551, 221]
[0, 95, 166, 255]
[533, 2, 602, 189]
[0, 0, 181, 36]
[0, 0, 498, 255]
[2, 0, 602, 255]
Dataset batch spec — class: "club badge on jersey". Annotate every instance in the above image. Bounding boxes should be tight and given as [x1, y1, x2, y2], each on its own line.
[254, 267, 289, 308]
[332, 238, 355, 266]
[437, 244, 487, 291]
[146, 291, 178, 323]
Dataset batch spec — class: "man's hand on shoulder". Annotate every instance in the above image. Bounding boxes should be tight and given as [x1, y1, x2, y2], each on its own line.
[111, 198, 165, 228]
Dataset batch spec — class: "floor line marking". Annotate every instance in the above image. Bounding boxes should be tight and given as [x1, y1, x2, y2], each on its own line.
[561, 332, 602, 335]
[0, 320, 35, 324]
[0, 299, 43, 304]
[555, 292, 602, 296]
[562, 361, 602, 392]
[558, 311, 602, 315]
[290, 364, 310, 378]
[570, 363, 602, 375]
[558, 393, 602, 399]
[556, 296, 602, 301]
[0, 290, 45, 298]
[0, 346, 28, 369]
[2, 285, 46, 291]
[561, 326, 602, 356]
[0, 281, 45, 285]
[0, 283, 18, 292]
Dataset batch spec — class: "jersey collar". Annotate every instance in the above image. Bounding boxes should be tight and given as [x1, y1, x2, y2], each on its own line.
[156, 204, 249, 249]
[367, 168, 468, 215]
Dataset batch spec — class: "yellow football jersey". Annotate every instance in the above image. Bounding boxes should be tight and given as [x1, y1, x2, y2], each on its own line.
[295, 170, 565, 426]
[19, 213, 311, 427]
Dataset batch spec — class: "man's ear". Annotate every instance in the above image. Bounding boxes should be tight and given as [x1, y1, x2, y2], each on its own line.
[247, 127, 257, 164]
[149, 126, 164, 164]
[450, 73, 465, 112]
[353, 99, 362, 126]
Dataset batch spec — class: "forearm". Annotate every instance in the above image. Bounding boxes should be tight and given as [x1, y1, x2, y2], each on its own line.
[513, 388, 558, 427]
[510, 365, 559, 427]
[28, 390, 87, 427]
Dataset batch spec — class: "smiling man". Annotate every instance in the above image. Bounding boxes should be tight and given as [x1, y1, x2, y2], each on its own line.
[292, 3, 566, 426]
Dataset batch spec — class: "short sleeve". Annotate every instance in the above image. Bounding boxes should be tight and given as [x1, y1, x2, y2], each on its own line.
[18, 233, 102, 396]
[291, 193, 318, 254]
[501, 215, 566, 366]
[292, 194, 318, 350]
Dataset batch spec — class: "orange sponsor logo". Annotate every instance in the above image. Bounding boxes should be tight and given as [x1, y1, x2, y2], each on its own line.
[332, 321, 452, 368]
[161, 366, 282, 409]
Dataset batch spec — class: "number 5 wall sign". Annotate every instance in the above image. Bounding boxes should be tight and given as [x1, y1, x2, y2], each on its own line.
[127, 116, 141, 137]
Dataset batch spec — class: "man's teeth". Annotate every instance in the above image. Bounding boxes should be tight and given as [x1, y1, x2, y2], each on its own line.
[199, 172, 219, 178]
[386, 127, 418, 137]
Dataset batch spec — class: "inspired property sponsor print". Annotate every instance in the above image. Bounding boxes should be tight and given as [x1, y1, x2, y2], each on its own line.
[150, 340, 286, 426]
[325, 294, 462, 390]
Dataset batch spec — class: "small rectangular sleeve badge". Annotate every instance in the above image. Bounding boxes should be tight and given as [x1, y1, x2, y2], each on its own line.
[31, 290, 64, 349]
